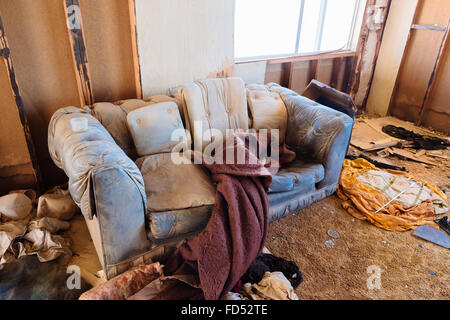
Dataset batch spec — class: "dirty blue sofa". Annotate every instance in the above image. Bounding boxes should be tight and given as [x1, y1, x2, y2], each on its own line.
[48, 78, 353, 279]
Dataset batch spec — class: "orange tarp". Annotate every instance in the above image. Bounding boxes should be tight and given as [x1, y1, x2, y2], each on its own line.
[337, 158, 448, 231]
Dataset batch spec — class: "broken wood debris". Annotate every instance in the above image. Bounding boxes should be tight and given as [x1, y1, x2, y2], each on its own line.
[350, 117, 449, 169]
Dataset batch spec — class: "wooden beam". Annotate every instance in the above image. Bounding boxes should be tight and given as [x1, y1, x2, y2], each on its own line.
[63, 0, 94, 106]
[308, 60, 319, 84]
[265, 51, 357, 65]
[281, 62, 293, 89]
[350, 0, 391, 107]
[342, 56, 357, 93]
[330, 57, 343, 89]
[386, 0, 422, 116]
[0, 15, 42, 190]
[128, 0, 143, 99]
[417, 20, 449, 125]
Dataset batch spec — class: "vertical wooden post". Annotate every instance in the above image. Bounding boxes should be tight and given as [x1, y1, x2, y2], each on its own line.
[417, 20, 449, 125]
[63, 0, 94, 106]
[308, 60, 319, 84]
[281, 62, 293, 89]
[0, 15, 42, 189]
[128, 0, 143, 99]
[330, 57, 343, 89]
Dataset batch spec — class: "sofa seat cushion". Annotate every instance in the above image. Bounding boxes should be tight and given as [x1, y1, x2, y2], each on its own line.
[149, 205, 213, 240]
[269, 160, 325, 193]
[136, 153, 216, 212]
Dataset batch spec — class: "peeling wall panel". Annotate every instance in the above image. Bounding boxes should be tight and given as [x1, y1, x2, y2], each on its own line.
[79, 0, 140, 102]
[0, 0, 82, 184]
[135, 0, 235, 96]
[366, 0, 418, 116]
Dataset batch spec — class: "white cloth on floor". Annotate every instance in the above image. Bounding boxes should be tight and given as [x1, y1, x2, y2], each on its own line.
[0, 215, 71, 270]
[242, 271, 299, 300]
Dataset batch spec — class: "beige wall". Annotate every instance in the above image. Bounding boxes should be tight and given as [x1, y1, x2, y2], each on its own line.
[135, 0, 235, 97]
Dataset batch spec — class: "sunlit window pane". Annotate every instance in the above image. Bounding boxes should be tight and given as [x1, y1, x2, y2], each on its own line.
[297, 0, 322, 53]
[234, 0, 301, 59]
[234, 0, 364, 59]
[320, 0, 358, 51]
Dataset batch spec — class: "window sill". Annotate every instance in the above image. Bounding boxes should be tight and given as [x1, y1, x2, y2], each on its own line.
[235, 50, 357, 65]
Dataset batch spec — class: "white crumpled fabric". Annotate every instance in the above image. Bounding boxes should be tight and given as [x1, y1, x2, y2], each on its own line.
[0, 215, 71, 270]
[242, 272, 299, 300]
[0, 193, 33, 221]
[37, 186, 80, 221]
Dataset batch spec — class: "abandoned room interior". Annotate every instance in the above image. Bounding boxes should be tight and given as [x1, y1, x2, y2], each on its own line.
[0, 0, 448, 304]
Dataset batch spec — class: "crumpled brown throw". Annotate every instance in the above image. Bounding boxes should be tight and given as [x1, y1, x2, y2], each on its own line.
[164, 133, 272, 300]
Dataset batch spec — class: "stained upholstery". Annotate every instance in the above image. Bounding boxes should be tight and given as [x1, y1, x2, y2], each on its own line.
[246, 87, 288, 144]
[135, 153, 216, 212]
[180, 77, 248, 150]
[267, 83, 354, 188]
[269, 160, 325, 193]
[127, 102, 187, 156]
[48, 78, 354, 280]
[89, 96, 183, 159]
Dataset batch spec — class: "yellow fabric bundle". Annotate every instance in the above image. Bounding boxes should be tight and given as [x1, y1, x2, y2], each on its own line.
[337, 158, 448, 231]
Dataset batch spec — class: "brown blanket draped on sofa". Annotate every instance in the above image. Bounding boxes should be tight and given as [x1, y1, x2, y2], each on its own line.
[164, 133, 273, 300]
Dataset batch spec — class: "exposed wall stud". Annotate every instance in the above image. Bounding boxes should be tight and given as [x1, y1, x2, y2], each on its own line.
[417, 20, 449, 125]
[128, 0, 143, 99]
[64, 0, 94, 106]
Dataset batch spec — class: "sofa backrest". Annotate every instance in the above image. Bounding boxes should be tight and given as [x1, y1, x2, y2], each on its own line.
[89, 95, 183, 160]
[179, 77, 249, 151]
[88, 77, 288, 158]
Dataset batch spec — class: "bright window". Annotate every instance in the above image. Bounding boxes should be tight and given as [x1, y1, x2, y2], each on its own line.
[234, 0, 367, 60]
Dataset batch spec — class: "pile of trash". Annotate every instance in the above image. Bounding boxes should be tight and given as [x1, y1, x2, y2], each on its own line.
[0, 185, 79, 269]
[338, 158, 448, 231]
[79, 252, 302, 301]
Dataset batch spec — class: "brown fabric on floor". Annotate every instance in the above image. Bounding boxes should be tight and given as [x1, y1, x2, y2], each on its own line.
[164, 133, 272, 300]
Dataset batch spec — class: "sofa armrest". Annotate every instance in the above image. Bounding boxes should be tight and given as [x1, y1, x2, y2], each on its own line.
[48, 107, 151, 270]
[268, 84, 354, 188]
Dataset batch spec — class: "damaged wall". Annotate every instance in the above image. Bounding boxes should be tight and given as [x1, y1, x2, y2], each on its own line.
[0, 54, 36, 195]
[0, 0, 83, 187]
[387, 0, 450, 134]
[366, 0, 418, 116]
[135, 0, 235, 97]
[79, 0, 141, 102]
[0, 0, 142, 190]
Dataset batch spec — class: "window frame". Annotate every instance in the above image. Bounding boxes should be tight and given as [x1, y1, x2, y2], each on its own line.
[234, 0, 368, 63]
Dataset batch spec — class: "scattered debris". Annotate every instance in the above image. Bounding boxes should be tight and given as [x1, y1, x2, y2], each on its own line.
[390, 147, 438, 166]
[325, 240, 335, 248]
[382, 125, 448, 150]
[435, 216, 450, 235]
[428, 271, 436, 276]
[327, 230, 340, 239]
[413, 225, 450, 249]
[349, 117, 449, 170]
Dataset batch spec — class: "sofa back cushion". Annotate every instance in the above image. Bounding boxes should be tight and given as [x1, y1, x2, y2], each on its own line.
[180, 77, 248, 150]
[127, 102, 188, 157]
[247, 88, 287, 144]
[89, 96, 183, 159]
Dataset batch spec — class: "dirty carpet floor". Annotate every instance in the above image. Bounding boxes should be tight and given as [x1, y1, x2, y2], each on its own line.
[266, 157, 449, 300]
